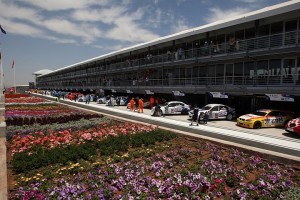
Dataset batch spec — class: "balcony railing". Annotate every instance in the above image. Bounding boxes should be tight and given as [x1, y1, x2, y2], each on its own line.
[45, 31, 300, 82]
[101, 30, 299, 72]
[38, 30, 300, 87]
[38, 74, 299, 89]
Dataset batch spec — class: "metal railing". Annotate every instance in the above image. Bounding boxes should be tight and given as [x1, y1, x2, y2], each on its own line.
[38, 75, 299, 89]
[38, 30, 300, 88]
[49, 30, 300, 81]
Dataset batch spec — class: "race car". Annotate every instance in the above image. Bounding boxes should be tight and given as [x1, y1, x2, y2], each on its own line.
[237, 109, 294, 129]
[189, 104, 236, 120]
[151, 101, 190, 116]
[285, 118, 300, 136]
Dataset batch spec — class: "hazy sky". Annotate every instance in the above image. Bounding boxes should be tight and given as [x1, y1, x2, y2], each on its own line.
[0, 0, 289, 87]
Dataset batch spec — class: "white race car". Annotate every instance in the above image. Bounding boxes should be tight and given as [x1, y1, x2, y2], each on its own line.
[189, 104, 236, 120]
[151, 101, 190, 116]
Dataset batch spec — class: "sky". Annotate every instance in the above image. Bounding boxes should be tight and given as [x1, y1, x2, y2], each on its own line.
[0, 0, 290, 87]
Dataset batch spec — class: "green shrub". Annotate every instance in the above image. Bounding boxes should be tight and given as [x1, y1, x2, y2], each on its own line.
[282, 187, 300, 200]
[12, 143, 96, 173]
[11, 128, 177, 173]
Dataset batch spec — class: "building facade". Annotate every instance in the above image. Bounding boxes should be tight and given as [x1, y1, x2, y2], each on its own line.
[36, 1, 300, 115]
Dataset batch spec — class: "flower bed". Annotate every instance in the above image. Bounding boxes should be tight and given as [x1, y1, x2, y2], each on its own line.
[6, 96, 300, 199]
[5, 97, 49, 104]
[6, 117, 110, 140]
[8, 137, 300, 199]
[5, 93, 30, 98]
[5, 103, 102, 126]
[9, 121, 156, 156]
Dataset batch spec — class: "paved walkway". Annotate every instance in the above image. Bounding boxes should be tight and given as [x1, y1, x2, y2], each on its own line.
[0, 138, 7, 200]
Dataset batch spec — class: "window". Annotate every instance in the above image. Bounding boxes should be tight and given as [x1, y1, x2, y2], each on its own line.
[208, 65, 216, 77]
[268, 111, 279, 116]
[270, 22, 283, 47]
[211, 106, 219, 112]
[217, 34, 225, 43]
[269, 59, 281, 76]
[258, 25, 269, 36]
[279, 112, 287, 116]
[235, 30, 244, 40]
[244, 62, 255, 82]
[234, 62, 243, 84]
[285, 20, 297, 32]
[257, 60, 268, 77]
[271, 22, 283, 34]
[285, 20, 297, 45]
[245, 28, 255, 39]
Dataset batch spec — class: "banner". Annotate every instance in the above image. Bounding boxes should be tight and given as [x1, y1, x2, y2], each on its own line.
[172, 91, 185, 96]
[265, 94, 294, 102]
[145, 90, 154, 95]
[209, 92, 229, 98]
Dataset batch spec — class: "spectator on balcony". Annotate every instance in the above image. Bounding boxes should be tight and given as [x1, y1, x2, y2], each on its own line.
[203, 41, 209, 55]
[146, 54, 153, 63]
[229, 37, 236, 52]
[211, 41, 220, 53]
[235, 40, 240, 51]
[167, 50, 172, 61]
[178, 48, 183, 60]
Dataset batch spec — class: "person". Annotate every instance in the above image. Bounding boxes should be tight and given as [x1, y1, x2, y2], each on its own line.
[116, 97, 120, 106]
[129, 97, 135, 111]
[74, 94, 77, 102]
[229, 37, 236, 52]
[110, 95, 114, 106]
[190, 104, 199, 126]
[150, 96, 155, 109]
[198, 112, 205, 124]
[138, 98, 144, 113]
[203, 111, 209, 124]
[153, 103, 162, 117]
[167, 50, 172, 61]
[85, 94, 90, 104]
[134, 97, 139, 111]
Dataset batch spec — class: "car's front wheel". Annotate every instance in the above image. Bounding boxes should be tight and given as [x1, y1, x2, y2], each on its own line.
[181, 108, 189, 115]
[226, 113, 233, 121]
[253, 121, 262, 129]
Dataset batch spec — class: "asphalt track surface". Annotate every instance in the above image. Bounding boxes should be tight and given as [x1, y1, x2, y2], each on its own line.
[36, 94, 300, 163]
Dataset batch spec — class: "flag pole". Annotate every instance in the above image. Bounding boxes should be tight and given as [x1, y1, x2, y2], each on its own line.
[14, 61, 16, 93]
[0, 49, 3, 97]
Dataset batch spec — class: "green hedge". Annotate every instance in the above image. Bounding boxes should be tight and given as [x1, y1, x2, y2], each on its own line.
[12, 143, 96, 173]
[11, 129, 177, 173]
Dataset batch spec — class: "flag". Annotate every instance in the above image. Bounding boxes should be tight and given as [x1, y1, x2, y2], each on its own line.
[0, 25, 6, 34]
[12, 60, 14, 69]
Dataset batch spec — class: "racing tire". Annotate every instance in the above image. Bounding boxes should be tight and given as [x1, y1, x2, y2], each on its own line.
[283, 120, 289, 127]
[253, 121, 262, 129]
[181, 108, 189, 115]
[226, 113, 233, 121]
